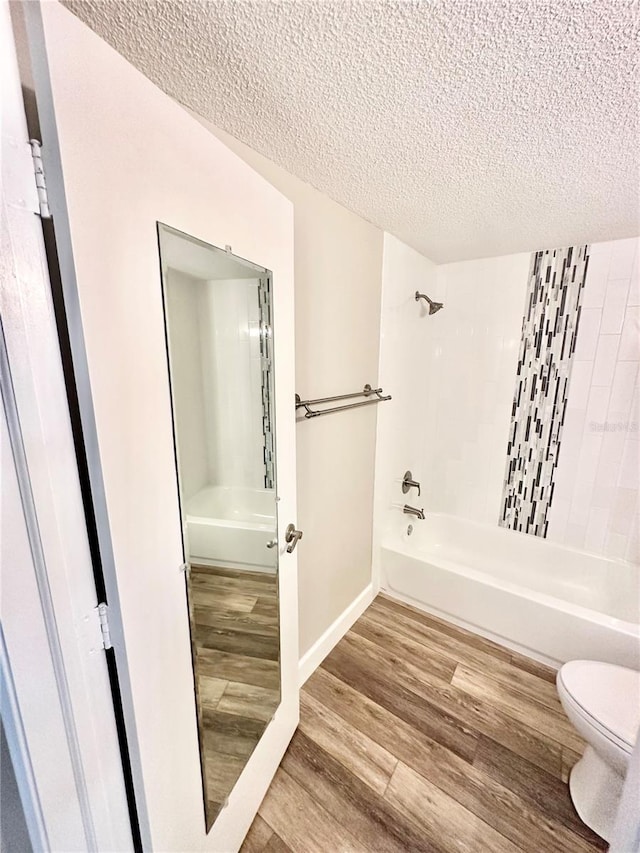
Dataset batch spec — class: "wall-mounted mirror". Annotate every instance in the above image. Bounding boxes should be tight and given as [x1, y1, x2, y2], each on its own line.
[158, 224, 280, 830]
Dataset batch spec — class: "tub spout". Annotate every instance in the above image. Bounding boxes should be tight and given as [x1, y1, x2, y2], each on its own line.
[403, 504, 425, 520]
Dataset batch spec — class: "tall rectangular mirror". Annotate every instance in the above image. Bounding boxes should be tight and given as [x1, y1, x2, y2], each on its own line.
[158, 224, 280, 830]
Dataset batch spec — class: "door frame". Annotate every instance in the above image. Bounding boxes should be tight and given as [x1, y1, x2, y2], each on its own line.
[1, 1, 135, 847]
[13, 2, 152, 846]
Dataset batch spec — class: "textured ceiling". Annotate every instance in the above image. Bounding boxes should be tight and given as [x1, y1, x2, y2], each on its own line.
[63, 0, 640, 263]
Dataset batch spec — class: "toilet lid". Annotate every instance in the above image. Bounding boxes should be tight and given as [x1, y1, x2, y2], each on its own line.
[559, 660, 640, 751]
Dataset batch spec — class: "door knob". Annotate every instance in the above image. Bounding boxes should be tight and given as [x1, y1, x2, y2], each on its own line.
[284, 523, 303, 554]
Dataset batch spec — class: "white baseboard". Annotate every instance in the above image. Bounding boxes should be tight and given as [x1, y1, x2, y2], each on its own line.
[298, 583, 375, 686]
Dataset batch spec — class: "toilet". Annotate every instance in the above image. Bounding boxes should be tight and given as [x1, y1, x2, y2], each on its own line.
[557, 660, 640, 842]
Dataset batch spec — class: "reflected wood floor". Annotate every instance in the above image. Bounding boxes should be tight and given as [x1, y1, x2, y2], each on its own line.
[189, 565, 280, 823]
[242, 593, 606, 853]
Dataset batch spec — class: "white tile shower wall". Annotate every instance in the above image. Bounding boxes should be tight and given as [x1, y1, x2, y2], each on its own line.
[165, 270, 209, 502]
[427, 254, 530, 524]
[376, 234, 639, 583]
[373, 236, 529, 585]
[199, 278, 265, 490]
[374, 234, 444, 532]
[547, 238, 640, 563]
[372, 234, 438, 578]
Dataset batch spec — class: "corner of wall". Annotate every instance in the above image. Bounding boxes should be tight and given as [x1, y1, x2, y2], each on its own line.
[298, 582, 375, 686]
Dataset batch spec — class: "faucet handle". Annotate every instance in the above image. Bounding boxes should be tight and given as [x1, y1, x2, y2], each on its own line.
[402, 470, 421, 497]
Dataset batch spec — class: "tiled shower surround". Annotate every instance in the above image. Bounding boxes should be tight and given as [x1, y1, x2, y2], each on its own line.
[376, 234, 639, 569]
[547, 238, 639, 562]
[500, 246, 589, 536]
[501, 238, 639, 562]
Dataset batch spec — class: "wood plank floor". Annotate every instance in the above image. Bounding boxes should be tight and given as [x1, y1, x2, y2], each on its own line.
[241, 594, 606, 853]
[189, 565, 280, 826]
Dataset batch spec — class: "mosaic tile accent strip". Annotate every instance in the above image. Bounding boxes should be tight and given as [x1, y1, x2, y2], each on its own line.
[500, 245, 590, 536]
[258, 274, 275, 490]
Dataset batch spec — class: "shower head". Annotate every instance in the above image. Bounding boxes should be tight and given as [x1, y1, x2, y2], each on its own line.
[415, 291, 444, 315]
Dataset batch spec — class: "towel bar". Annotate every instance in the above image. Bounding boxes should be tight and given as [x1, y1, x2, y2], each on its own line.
[295, 384, 392, 419]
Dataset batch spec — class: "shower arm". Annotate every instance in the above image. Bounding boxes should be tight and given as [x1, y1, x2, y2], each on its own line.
[415, 291, 444, 314]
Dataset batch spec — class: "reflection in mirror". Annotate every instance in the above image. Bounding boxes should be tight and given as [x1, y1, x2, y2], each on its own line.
[158, 224, 280, 830]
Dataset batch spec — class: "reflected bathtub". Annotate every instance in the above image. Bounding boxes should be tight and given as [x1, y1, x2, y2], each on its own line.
[381, 514, 640, 669]
[185, 485, 277, 571]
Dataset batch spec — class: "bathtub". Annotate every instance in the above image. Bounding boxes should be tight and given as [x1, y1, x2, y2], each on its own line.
[381, 514, 640, 669]
[185, 485, 277, 571]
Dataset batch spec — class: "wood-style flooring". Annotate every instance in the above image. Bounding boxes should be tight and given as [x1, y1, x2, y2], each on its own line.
[189, 565, 280, 827]
[242, 593, 606, 853]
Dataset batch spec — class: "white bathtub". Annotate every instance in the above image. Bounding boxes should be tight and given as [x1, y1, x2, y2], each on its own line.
[185, 485, 277, 571]
[381, 514, 640, 669]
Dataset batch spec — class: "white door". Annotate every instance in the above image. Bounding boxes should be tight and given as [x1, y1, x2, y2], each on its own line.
[1, 1, 133, 848]
[0, 370, 131, 853]
[21, 2, 299, 851]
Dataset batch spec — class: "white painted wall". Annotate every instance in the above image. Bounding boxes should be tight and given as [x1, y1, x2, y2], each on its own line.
[191, 119, 384, 660]
[549, 237, 640, 563]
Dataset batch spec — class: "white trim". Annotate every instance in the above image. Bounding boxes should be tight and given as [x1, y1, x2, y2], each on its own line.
[2, 5, 133, 848]
[20, 7, 150, 844]
[298, 583, 375, 686]
[0, 327, 97, 850]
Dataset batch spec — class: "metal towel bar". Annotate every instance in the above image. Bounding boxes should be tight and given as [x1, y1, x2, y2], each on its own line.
[295, 384, 392, 419]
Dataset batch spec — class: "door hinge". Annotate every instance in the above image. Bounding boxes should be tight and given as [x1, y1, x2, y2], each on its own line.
[28, 139, 52, 219]
[97, 602, 113, 650]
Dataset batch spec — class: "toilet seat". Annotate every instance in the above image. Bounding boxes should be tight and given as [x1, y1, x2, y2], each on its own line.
[557, 660, 640, 754]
